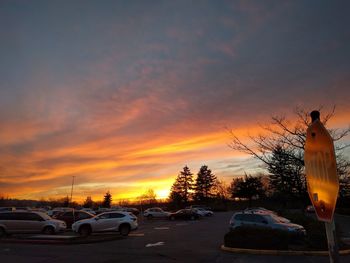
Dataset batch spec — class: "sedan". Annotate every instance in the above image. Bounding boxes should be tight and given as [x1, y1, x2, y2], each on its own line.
[168, 209, 200, 221]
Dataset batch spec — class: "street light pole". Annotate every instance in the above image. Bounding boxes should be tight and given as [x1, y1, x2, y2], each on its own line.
[70, 176, 75, 206]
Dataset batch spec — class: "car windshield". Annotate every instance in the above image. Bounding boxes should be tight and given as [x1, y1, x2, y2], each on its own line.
[270, 214, 290, 223]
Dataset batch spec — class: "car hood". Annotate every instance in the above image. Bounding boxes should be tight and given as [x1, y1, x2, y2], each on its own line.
[278, 222, 304, 229]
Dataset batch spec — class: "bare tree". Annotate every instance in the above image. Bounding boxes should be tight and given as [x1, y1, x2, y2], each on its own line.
[228, 106, 350, 198]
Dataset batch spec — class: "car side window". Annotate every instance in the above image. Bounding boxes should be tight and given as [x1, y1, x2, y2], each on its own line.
[243, 214, 255, 222]
[109, 213, 125, 218]
[254, 215, 266, 223]
[64, 212, 73, 217]
[98, 213, 110, 219]
[27, 213, 44, 221]
[234, 214, 243, 220]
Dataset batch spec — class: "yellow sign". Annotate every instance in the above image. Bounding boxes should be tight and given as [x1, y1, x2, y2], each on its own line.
[304, 111, 339, 222]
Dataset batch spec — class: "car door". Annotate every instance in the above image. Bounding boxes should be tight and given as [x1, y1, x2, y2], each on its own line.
[240, 214, 256, 227]
[22, 213, 46, 233]
[253, 214, 270, 228]
[93, 213, 116, 232]
[153, 208, 162, 218]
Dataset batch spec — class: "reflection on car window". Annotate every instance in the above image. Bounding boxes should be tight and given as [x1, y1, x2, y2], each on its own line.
[98, 213, 110, 219]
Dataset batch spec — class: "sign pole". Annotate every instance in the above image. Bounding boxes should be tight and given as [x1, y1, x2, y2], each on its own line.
[304, 110, 340, 263]
[325, 220, 339, 263]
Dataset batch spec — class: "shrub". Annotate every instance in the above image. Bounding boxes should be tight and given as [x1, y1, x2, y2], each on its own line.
[279, 211, 344, 250]
[224, 226, 289, 250]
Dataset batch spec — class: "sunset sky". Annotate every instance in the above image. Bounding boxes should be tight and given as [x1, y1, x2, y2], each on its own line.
[1, 1, 349, 202]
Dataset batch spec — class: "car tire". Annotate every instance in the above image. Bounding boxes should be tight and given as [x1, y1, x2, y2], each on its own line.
[119, 224, 130, 236]
[79, 225, 91, 237]
[42, 226, 55, 235]
[170, 216, 175, 221]
[190, 215, 195, 220]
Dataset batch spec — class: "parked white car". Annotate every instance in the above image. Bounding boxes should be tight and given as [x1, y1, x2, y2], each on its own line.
[0, 211, 66, 236]
[143, 207, 170, 219]
[72, 211, 138, 236]
[229, 212, 305, 236]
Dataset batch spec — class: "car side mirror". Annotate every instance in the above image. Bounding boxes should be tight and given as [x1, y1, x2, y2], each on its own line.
[94, 217, 99, 221]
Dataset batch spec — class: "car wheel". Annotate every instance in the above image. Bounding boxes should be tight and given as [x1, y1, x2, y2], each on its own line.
[147, 214, 153, 219]
[0, 227, 6, 238]
[42, 226, 55, 235]
[190, 215, 195, 220]
[119, 224, 130, 236]
[79, 225, 91, 237]
[170, 216, 175, 221]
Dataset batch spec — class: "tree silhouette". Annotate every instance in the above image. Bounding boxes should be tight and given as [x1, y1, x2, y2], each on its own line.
[62, 195, 70, 207]
[102, 191, 112, 208]
[83, 196, 94, 208]
[169, 166, 194, 206]
[138, 189, 157, 205]
[230, 174, 264, 207]
[194, 165, 217, 203]
[229, 107, 350, 199]
[268, 146, 306, 200]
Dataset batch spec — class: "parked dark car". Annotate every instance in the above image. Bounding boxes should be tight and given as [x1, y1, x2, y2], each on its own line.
[125, 207, 140, 216]
[168, 209, 200, 220]
[53, 210, 94, 228]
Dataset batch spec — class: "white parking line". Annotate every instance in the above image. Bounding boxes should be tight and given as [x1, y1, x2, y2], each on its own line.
[154, 227, 170, 230]
[145, 241, 164, 247]
[175, 223, 188, 226]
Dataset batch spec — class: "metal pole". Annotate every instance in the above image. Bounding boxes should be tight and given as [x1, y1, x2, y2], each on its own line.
[70, 176, 75, 206]
[325, 220, 339, 263]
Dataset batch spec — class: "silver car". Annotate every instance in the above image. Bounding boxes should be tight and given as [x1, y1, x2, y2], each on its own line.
[0, 211, 66, 237]
[72, 211, 138, 236]
[229, 212, 306, 236]
[143, 207, 170, 219]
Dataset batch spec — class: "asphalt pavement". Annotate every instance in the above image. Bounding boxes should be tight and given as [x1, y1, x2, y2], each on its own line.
[0, 212, 349, 263]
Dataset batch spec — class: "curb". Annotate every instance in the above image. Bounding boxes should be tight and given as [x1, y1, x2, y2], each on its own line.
[0, 235, 125, 245]
[221, 245, 350, 256]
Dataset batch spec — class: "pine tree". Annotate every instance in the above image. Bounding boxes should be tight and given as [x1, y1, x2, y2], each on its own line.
[102, 191, 112, 208]
[268, 146, 306, 201]
[168, 166, 194, 206]
[194, 165, 217, 202]
[83, 196, 94, 208]
[230, 174, 264, 207]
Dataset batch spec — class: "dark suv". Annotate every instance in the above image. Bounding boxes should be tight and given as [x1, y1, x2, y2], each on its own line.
[53, 210, 94, 228]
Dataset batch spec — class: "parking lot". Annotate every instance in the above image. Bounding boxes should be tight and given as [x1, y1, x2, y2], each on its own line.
[0, 212, 349, 263]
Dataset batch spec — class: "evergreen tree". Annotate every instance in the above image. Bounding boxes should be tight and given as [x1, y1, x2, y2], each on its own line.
[168, 166, 194, 206]
[268, 146, 306, 201]
[194, 165, 217, 202]
[62, 195, 70, 207]
[230, 174, 264, 207]
[83, 196, 94, 208]
[102, 191, 112, 208]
